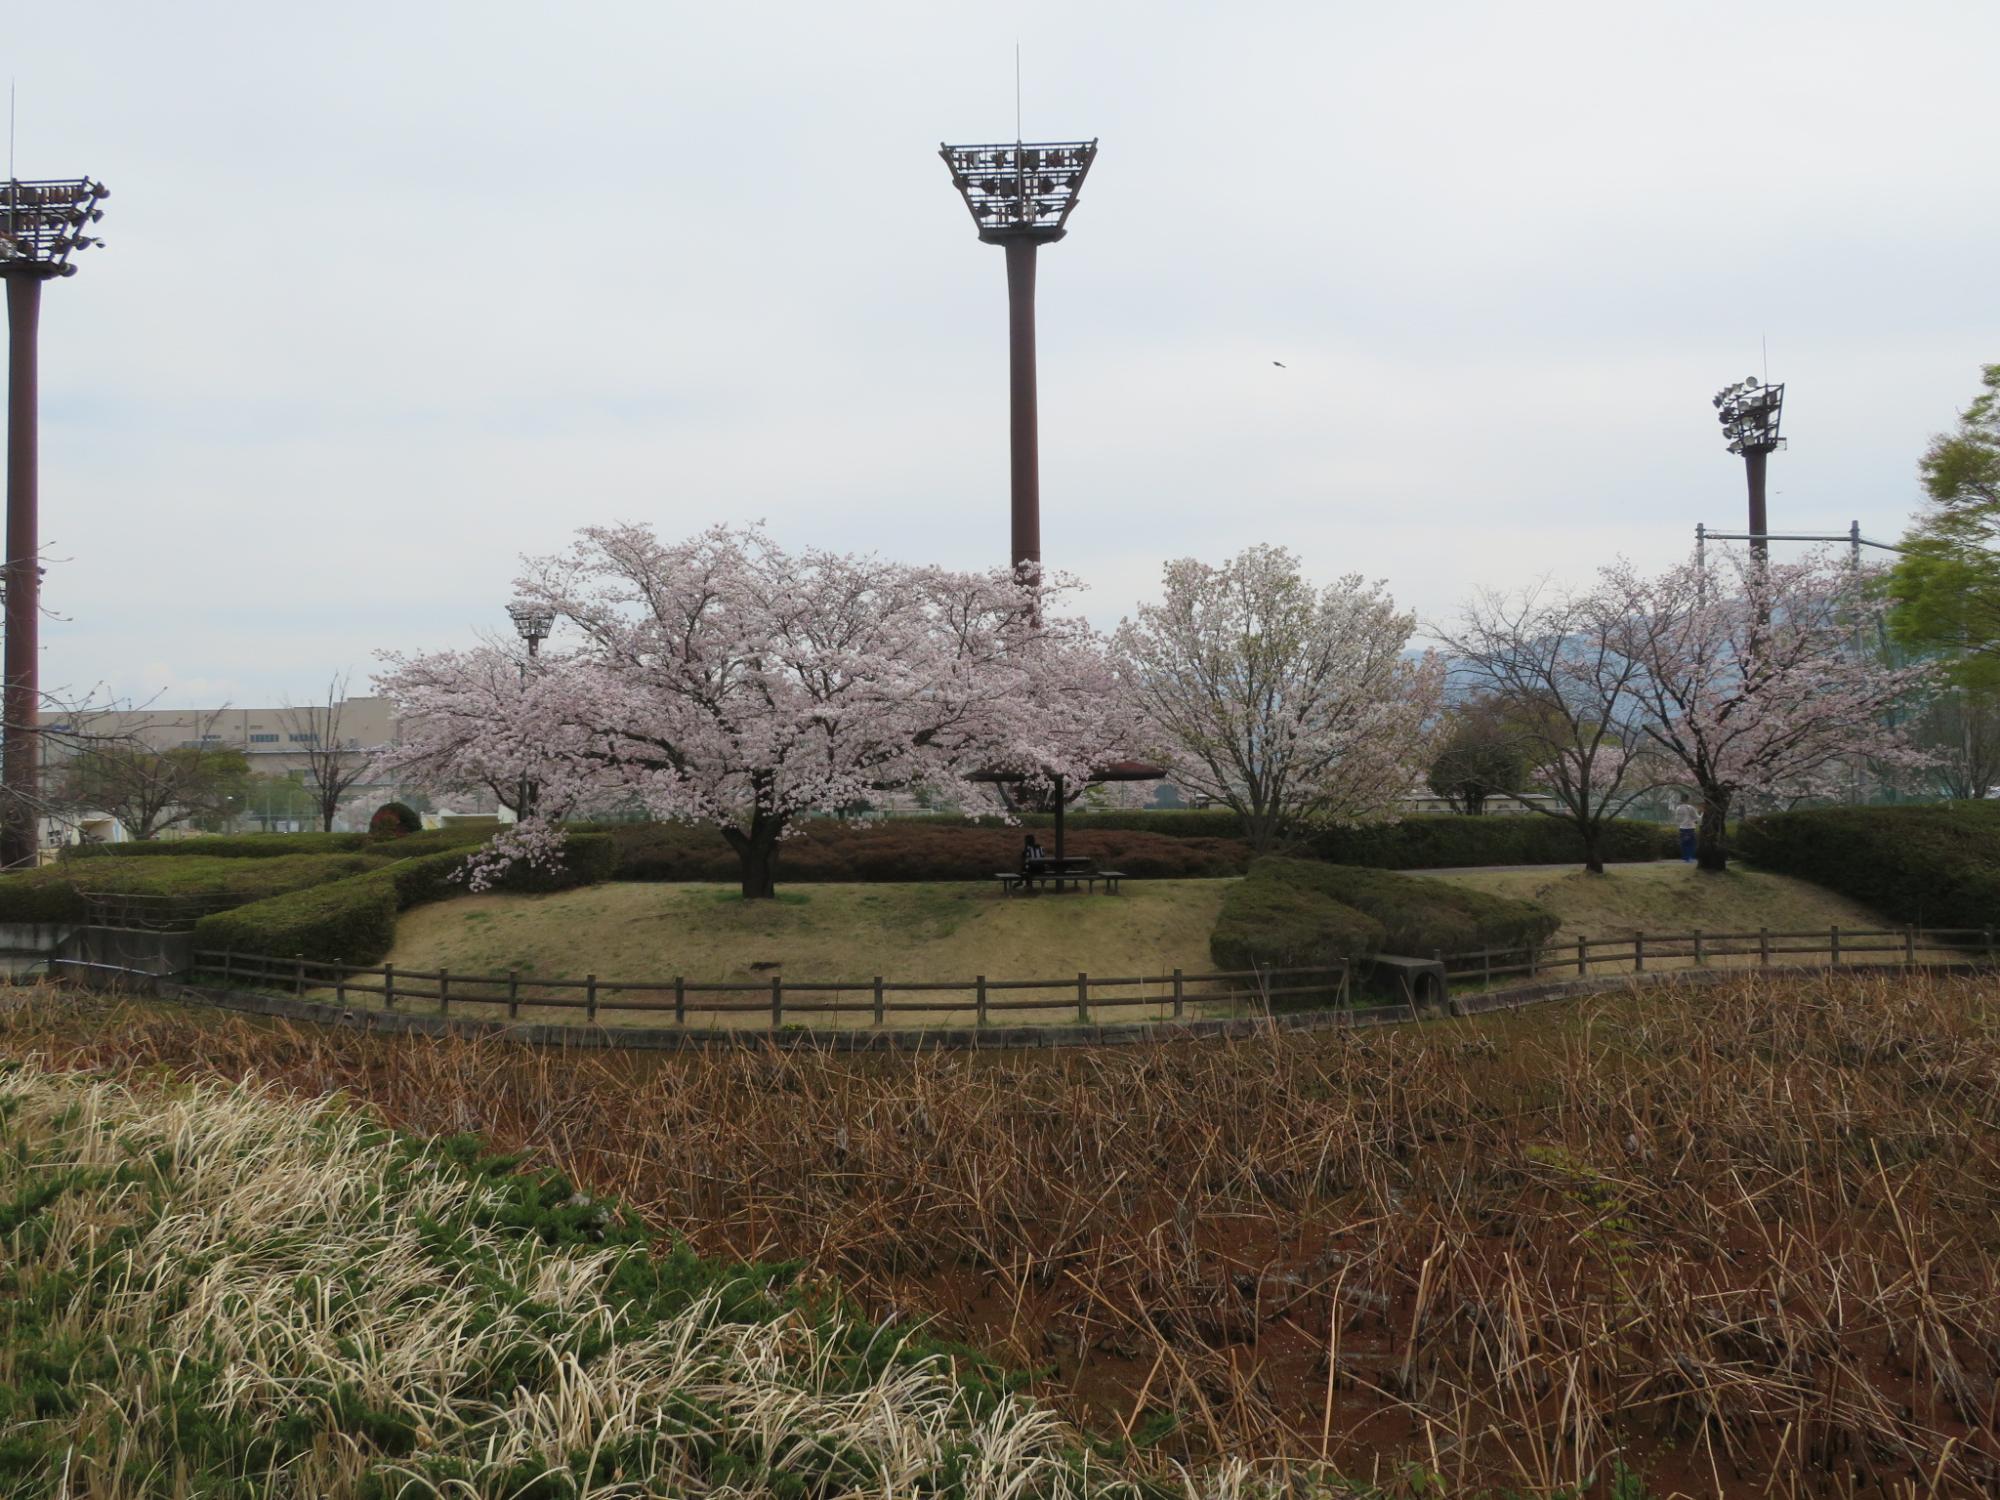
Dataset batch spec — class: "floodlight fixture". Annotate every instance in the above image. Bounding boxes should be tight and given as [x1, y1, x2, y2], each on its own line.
[2, 176, 109, 867]
[1710, 376, 1786, 564]
[507, 600, 557, 655]
[939, 138, 1099, 581]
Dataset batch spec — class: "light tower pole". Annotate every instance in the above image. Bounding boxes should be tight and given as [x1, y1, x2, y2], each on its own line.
[1, 176, 108, 868]
[939, 139, 1097, 579]
[507, 600, 554, 820]
[1712, 377, 1786, 564]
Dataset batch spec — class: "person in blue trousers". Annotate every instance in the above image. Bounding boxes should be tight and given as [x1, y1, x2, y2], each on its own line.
[1673, 797, 1700, 863]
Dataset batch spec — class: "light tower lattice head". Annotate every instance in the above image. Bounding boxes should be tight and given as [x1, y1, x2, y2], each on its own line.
[939, 140, 1097, 582]
[1712, 376, 1785, 562]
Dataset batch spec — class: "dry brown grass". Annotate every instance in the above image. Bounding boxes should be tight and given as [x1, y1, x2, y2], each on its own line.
[7, 969, 1998, 1498]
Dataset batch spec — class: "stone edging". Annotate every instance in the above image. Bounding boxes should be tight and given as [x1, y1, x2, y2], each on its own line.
[153, 959, 1995, 1051]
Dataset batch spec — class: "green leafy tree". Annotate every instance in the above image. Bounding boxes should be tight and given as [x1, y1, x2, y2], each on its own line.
[1426, 697, 1528, 815]
[61, 742, 250, 840]
[1889, 363, 2000, 690]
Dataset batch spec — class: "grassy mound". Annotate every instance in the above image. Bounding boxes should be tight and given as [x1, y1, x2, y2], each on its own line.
[1424, 860, 1895, 944]
[373, 879, 1230, 1023]
[0, 1065, 1136, 1499]
[1738, 801, 2000, 930]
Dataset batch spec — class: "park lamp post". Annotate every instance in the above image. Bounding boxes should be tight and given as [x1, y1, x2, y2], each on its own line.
[506, 601, 555, 819]
[939, 138, 1097, 582]
[1712, 376, 1786, 565]
[1, 175, 109, 868]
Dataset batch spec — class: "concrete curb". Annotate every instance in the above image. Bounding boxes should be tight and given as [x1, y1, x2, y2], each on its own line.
[152, 958, 1997, 1052]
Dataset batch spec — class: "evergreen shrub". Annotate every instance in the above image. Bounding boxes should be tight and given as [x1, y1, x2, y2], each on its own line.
[1737, 802, 2000, 930]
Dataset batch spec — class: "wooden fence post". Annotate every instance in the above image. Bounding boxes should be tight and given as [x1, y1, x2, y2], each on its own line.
[1577, 936, 1587, 977]
[1693, 929, 1705, 967]
[294, 954, 306, 996]
[872, 975, 884, 1027]
[1634, 933, 1645, 974]
[771, 976, 782, 1029]
[1528, 941, 1540, 979]
[1759, 927, 1770, 966]
[221, 949, 233, 984]
[384, 963, 396, 1009]
[1172, 967, 1184, 1019]
[1904, 925, 1917, 966]
[507, 969, 520, 1020]
[1986, 927, 1995, 964]
[587, 974, 599, 1024]
[1339, 961, 1351, 1007]
[1481, 947, 1491, 987]
[976, 975, 987, 1028]
[335, 968, 346, 1006]
[1830, 925, 1841, 965]
[1077, 971, 1089, 1024]
[438, 967, 450, 1016]
[673, 976, 685, 1026]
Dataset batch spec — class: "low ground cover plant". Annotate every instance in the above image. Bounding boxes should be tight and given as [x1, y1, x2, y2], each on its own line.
[60, 824, 497, 861]
[1738, 800, 2000, 929]
[12, 970, 1995, 1497]
[0, 852, 383, 924]
[0, 1063, 1134, 1499]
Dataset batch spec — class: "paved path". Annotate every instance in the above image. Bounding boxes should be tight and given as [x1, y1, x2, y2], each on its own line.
[1403, 862, 1669, 876]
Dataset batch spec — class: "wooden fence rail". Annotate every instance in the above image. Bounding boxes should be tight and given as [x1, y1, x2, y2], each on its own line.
[1435, 924, 1996, 986]
[191, 949, 1351, 1027]
[189, 923, 1996, 1031]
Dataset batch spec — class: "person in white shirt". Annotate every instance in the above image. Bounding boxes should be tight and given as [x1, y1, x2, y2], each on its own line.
[1672, 798, 1700, 864]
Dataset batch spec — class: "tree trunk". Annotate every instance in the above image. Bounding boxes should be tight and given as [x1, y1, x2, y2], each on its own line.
[723, 815, 785, 899]
[1695, 792, 1730, 872]
[1580, 821, 1606, 875]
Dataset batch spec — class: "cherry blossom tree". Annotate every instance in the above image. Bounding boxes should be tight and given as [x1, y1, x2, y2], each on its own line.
[377, 524, 1131, 898]
[1437, 583, 1660, 874]
[1603, 552, 1937, 870]
[1111, 545, 1444, 854]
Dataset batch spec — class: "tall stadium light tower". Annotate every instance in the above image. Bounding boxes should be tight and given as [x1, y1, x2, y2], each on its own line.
[0, 176, 109, 867]
[1712, 376, 1785, 564]
[939, 138, 1097, 580]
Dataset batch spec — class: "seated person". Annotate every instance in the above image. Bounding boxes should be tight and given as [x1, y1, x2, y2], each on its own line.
[1020, 833, 1047, 875]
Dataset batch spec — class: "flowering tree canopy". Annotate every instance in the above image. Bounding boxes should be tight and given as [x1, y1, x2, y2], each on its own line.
[1603, 552, 1937, 869]
[1110, 545, 1443, 854]
[377, 524, 1134, 897]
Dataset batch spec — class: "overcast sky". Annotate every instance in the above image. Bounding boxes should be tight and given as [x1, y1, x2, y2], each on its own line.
[13, 1, 1998, 707]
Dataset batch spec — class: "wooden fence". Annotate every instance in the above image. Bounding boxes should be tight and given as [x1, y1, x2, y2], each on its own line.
[189, 923, 1998, 1032]
[191, 950, 1351, 1027]
[1436, 924, 1998, 988]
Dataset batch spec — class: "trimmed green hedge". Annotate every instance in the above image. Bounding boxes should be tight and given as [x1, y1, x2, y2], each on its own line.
[1272, 859, 1561, 956]
[1737, 802, 2000, 930]
[0, 854, 384, 925]
[61, 825, 499, 861]
[1209, 857, 1561, 993]
[1297, 816, 1676, 869]
[594, 821, 1250, 883]
[911, 810, 1675, 867]
[1210, 871, 1385, 978]
[61, 831, 373, 859]
[195, 833, 618, 966]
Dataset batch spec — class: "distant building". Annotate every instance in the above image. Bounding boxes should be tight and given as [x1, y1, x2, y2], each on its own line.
[30, 695, 484, 844]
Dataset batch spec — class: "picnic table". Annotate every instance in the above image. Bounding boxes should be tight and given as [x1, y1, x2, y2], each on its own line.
[994, 857, 1125, 895]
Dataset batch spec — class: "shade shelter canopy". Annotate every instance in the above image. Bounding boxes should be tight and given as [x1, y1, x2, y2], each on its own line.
[962, 760, 1166, 868]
